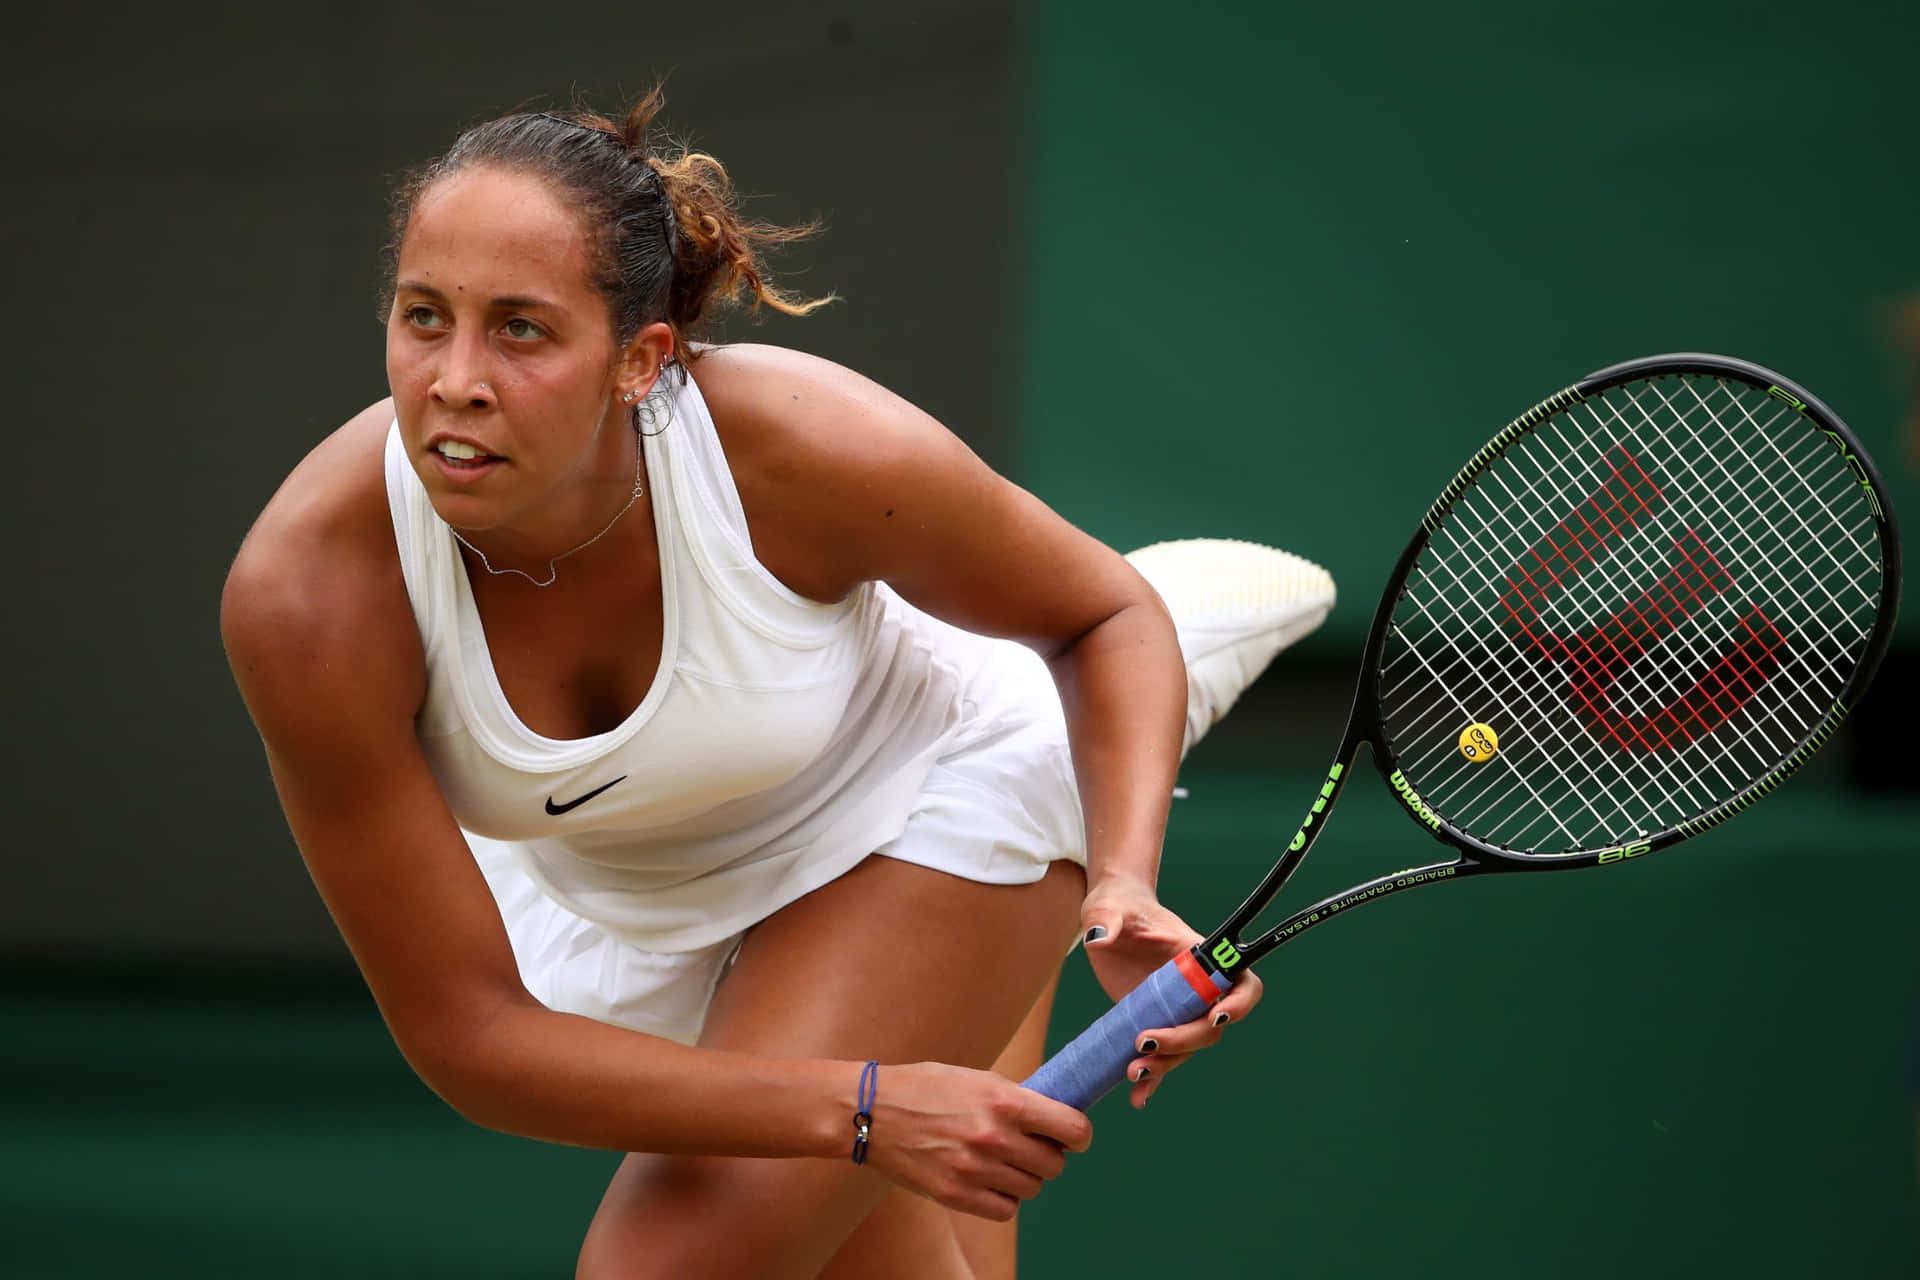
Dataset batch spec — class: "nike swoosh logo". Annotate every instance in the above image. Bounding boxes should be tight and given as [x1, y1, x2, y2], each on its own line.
[544, 775, 628, 816]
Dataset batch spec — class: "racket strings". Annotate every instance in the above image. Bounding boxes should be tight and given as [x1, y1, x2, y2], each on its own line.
[1597, 381, 1876, 728]
[1588, 384, 1876, 718]
[1500, 444, 1769, 751]
[1486, 447, 1771, 752]
[1413, 385, 1873, 852]
[1413, 445, 1816, 842]
[1628, 379, 1881, 640]
[1394, 534, 1728, 847]
[1399, 532, 1738, 844]
[1379, 373, 1885, 853]
[1428, 379, 1873, 840]
[1396, 545, 1796, 850]
[1386, 410, 1792, 832]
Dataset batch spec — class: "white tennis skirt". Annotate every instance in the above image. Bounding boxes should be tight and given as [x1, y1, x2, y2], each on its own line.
[470, 539, 1335, 1046]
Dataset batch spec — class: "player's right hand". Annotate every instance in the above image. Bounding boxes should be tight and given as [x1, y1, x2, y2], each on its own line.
[860, 1061, 1092, 1220]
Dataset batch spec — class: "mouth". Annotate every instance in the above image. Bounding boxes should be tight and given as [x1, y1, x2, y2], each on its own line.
[427, 437, 506, 475]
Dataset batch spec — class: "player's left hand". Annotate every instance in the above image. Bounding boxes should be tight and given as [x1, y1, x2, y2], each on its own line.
[1078, 877, 1264, 1109]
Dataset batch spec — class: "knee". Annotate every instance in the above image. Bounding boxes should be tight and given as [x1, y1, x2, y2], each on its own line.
[575, 1156, 720, 1280]
[575, 1153, 870, 1280]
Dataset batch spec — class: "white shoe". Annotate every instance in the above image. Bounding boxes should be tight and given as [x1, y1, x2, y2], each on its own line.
[1124, 538, 1336, 757]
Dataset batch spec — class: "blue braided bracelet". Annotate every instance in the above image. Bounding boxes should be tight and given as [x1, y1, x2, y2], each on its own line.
[851, 1061, 878, 1165]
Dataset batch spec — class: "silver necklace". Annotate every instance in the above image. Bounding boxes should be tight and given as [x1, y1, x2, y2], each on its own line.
[450, 433, 645, 588]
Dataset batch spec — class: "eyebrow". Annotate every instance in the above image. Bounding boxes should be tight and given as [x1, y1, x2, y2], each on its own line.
[394, 280, 559, 311]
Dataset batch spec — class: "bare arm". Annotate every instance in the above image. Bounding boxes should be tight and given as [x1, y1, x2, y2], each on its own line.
[219, 418, 844, 1157]
[220, 406, 1091, 1192]
[699, 348, 1265, 1104]
[698, 346, 1189, 896]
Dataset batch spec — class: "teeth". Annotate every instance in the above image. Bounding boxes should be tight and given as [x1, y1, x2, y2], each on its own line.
[437, 440, 482, 460]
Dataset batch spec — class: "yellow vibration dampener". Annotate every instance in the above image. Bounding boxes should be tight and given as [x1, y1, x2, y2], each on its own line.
[1459, 722, 1499, 762]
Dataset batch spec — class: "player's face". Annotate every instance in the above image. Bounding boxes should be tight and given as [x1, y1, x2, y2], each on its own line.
[385, 165, 637, 534]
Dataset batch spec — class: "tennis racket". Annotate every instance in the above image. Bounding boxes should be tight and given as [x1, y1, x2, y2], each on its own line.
[1026, 352, 1902, 1111]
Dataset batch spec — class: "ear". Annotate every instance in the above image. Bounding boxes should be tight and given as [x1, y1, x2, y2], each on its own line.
[616, 321, 677, 400]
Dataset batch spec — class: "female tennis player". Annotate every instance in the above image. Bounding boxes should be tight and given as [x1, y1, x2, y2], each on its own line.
[222, 91, 1316, 1279]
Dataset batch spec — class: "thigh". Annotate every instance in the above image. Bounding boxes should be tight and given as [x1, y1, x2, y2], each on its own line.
[575, 856, 1083, 1280]
[944, 971, 1060, 1280]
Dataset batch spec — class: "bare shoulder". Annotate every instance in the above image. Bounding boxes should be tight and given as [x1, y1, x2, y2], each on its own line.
[688, 345, 990, 600]
[222, 397, 424, 730]
[684, 345, 1142, 652]
[690, 342, 908, 411]
[690, 343, 952, 468]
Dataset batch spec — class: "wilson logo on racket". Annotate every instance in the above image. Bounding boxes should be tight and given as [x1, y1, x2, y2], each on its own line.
[1496, 446, 1789, 754]
[1388, 770, 1440, 829]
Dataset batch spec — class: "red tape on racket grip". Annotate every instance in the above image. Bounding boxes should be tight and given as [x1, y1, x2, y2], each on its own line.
[1174, 947, 1229, 1006]
[1023, 956, 1232, 1111]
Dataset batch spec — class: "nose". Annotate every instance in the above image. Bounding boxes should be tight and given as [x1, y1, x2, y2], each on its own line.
[430, 333, 497, 410]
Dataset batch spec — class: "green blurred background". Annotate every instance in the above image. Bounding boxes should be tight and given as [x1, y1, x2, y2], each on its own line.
[1018, 0, 1920, 646]
[6, 1, 1916, 1275]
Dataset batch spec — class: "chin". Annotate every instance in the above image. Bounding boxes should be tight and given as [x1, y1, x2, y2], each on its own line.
[414, 466, 505, 529]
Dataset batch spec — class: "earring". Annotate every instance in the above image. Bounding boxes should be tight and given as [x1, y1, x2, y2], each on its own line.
[621, 390, 637, 404]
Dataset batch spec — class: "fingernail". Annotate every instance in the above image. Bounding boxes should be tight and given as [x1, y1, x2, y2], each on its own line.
[1212, 1011, 1231, 1027]
[1083, 926, 1108, 944]
[1131, 1065, 1152, 1083]
[1137, 1037, 1158, 1055]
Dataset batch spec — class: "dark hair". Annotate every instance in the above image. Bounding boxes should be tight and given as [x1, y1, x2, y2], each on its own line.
[381, 87, 831, 356]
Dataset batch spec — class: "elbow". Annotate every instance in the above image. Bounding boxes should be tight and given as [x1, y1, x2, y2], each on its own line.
[398, 1036, 483, 1124]
[389, 993, 532, 1132]
[1043, 590, 1177, 669]
[394, 1024, 489, 1124]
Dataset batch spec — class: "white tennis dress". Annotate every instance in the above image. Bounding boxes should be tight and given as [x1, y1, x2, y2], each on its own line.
[384, 370, 1334, 1043]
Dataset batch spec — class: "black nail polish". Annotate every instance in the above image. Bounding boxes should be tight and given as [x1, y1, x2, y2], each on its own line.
[1213, 1011, 1231, 1027]
[1132, 1066, 1152, 1083]
[1138, 1038, 1158, 1055]
[1083, 926, 1108, 944]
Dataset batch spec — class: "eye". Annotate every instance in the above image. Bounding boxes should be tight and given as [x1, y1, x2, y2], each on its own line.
[404, 305, 446, 330]
[503, 317, 544, 341]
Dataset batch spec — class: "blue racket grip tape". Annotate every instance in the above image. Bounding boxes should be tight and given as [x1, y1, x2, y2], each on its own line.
[1022, 956, 1234, 1111]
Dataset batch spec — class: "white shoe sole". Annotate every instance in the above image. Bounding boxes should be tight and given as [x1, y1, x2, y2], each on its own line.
[1124, 538, 1337, 756]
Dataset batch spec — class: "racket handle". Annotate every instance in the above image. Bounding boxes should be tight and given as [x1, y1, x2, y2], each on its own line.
[1022, 955, 1233, 1111]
